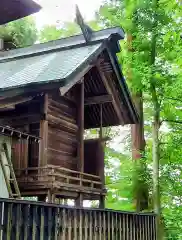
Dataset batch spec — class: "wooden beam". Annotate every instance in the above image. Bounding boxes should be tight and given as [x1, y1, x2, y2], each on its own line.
[0, 96, 33, 109]
[60, 65, 92, 96]
[47, 114, 78, 132]
[84, 95, 113, 105]
[96, 63, 125, 125]
[106, 47, 137, 122]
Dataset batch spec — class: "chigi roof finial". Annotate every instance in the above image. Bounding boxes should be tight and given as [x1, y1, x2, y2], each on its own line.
[75, 4, 93, 43]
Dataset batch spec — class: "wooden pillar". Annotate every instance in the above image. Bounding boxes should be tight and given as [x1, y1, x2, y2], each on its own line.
[99, 195, 105, 209]
[79, 80, 84, 173]
[47, 190, 55, 203]
[76, 79, 84, 206]
[39, 120, 48, 166]
[99, 104, 105, 209]
[75, 194, 83, 207]
[39, 94, 48, 167]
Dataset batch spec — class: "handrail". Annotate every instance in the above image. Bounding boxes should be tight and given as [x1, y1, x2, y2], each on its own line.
[51, 165, 101, 180]
[0, 197, 156, 215]
[15, 166, 102, 190]
[15, 165, 101, 180]
[49, 173, 102, 186]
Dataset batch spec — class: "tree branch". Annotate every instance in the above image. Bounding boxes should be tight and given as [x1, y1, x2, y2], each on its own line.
[164, 97, 182, 103]
[162, 119, 182, 124]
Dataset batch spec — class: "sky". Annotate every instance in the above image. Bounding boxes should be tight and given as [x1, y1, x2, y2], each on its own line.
[34, 0, 103, 28]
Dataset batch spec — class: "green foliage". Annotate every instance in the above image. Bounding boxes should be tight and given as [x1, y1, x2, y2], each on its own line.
[39, 20, 102, 43]
[0, 17, 37, 48]
[99, 0, 182, 238]
[105, 146, 135, 211]
[39, 22, 81, 42]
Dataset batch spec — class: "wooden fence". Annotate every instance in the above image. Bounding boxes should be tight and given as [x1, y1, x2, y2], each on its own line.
[0, 198, 156, 239]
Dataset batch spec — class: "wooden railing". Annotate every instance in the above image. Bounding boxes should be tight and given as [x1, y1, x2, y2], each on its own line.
[15, 165, 103, 192]
[0, 198, 156, 239]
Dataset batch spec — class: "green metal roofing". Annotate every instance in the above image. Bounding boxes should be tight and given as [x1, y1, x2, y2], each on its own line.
[0, 44, 102, 90]
[0, 27, 124, 91]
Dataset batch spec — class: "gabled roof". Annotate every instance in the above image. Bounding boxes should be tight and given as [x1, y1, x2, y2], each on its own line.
[0, 0, 41, 25]
[0, 43, 102, 90]
[0, 27, 124, 91]
[0, 27, 139, 125]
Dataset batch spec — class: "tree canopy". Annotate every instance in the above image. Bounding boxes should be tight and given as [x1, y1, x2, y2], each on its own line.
[0, 17, 37, 48]
[99, 0, 182, 238]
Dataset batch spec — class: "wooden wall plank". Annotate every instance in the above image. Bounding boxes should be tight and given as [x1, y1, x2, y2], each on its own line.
[47, 92, 78, 171]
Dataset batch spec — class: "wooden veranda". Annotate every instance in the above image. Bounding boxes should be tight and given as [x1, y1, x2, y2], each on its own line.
[0, 198, 156, 239]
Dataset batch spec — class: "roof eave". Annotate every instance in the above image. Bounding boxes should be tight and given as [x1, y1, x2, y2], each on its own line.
[0, 27, 125, 62]
[0, 0, 41, 25]
[0, 43, 106, 97]
[105, 45, 139, 124]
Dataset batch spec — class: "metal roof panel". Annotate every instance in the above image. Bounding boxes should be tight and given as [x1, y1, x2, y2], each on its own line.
[0, 44, 102, 90]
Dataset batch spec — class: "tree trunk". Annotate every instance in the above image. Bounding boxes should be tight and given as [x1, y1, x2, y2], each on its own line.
[150, 0, 164, 237]
[131, 92, 149, 212]
[127, 32, 149, 212]
[152, 100, 162, 239]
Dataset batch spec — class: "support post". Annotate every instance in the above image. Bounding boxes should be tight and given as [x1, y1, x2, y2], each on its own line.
[79, 80, 84, 173]
[99, 195, 105, 209]
[99, 104, 105, 209]
[39, 93, 48, 167]
[75, 194, 83, 207]
[39, 120, 48, 167]
[47, 190, 55, 203]
[76, 79, 84, 206]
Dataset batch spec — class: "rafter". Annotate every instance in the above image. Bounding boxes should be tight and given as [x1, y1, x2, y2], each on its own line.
[96, 63, 125, 125]
[0, 96, 33, 109]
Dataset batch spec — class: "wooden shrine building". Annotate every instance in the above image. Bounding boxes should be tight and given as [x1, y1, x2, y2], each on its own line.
[0, 4, 157, 240]
[0, 25, 138, 207]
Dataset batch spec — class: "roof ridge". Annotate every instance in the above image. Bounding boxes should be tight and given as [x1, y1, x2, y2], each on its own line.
[0, 41, 101, 63]
[0, 27, 124, 62]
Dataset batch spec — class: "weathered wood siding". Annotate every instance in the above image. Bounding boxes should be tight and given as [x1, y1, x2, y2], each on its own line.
[47, 94, 78, 170]
[0, 97, 42, 127]
[0, 97, 42, 170]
